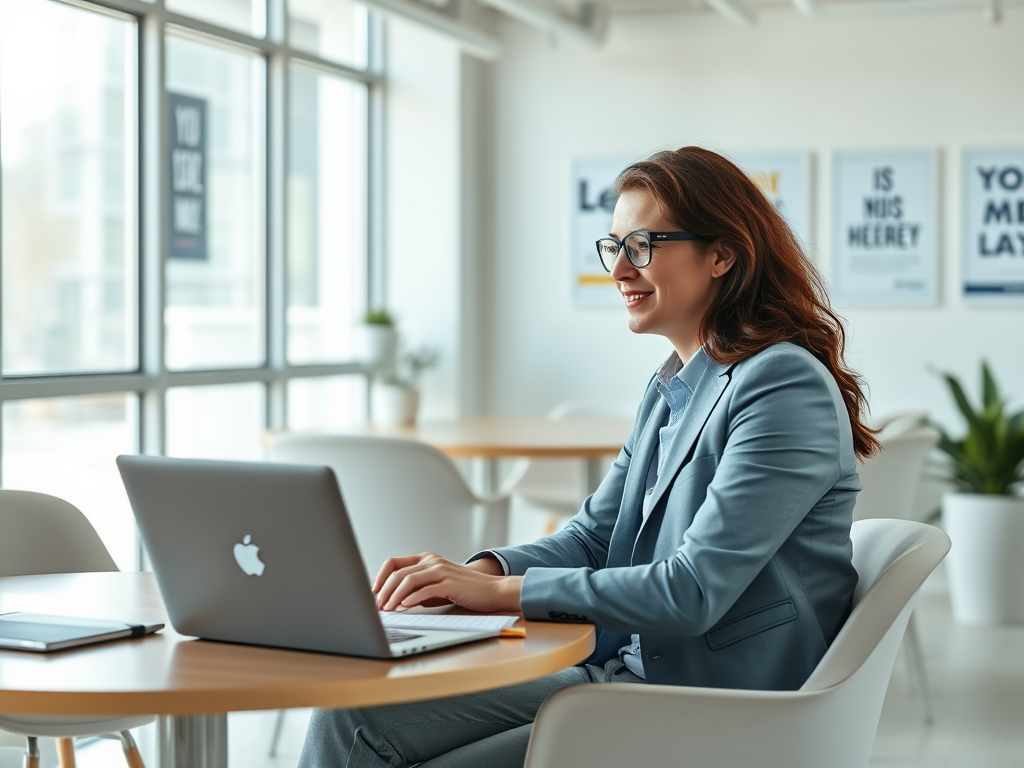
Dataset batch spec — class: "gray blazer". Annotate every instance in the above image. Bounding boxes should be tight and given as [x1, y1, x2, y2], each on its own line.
[492, 342, 861, 691]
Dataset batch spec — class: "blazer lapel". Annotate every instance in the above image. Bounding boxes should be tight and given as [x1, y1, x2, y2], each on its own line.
[604, 396, 667, 567]
[632, 358, 733, 558]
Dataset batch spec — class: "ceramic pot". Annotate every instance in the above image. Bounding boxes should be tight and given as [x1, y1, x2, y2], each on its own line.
[371, 383, 419, 426]
[356, 325, 397, 371]
[943, 492, 1024, 624]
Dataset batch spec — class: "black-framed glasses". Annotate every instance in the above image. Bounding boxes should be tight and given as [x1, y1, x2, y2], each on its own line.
[595, 229, 709, 272]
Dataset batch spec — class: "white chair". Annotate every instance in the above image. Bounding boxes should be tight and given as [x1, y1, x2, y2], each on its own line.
[873, 409, 928, 438]
[266, 433, 512, 756]
[524, 519, 949, 768]
[854, 426, 941, 722]
[268, 434, 511, 575]
[504, 400, 636, 533]
[0, 490, 153, 768]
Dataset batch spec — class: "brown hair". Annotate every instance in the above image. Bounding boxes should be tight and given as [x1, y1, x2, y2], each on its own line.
[616, 146, 879, 459]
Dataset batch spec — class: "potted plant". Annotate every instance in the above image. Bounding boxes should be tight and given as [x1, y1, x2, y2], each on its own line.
[371, 346, 440, 426]
[931, 361, 1024, 624]
[355, 308, 397, 370]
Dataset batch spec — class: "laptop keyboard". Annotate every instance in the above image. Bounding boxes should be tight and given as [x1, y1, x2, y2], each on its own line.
[386, 628, 424, 644]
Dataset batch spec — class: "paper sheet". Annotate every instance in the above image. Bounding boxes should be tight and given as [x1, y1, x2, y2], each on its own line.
[378, 612, 519, 633]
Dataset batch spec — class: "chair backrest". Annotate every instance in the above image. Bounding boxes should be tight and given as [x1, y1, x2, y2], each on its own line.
[548, 399, 637, 420]
[801, 518, 949, 692]
[854, 427, 939, 522]
[268, 433, 481, 577]
[872, 409, 928, 436]
[0, 490, 118, 577]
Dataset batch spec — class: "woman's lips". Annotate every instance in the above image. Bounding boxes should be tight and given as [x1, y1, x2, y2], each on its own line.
[621, 291, 652, 309]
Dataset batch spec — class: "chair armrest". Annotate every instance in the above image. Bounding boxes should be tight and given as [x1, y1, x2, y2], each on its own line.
[525, 682, 867, 768]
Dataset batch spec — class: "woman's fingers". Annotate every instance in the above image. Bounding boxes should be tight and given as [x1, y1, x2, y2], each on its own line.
[375, 553, 443, 608]
[382, 560, 448, 611]
[371, 554, 426, 594]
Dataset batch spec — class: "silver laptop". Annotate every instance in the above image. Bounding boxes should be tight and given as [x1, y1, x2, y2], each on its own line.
[116, 455, 499, 658]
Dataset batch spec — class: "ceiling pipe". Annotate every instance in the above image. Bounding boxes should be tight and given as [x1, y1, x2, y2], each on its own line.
[474, 0, 609, 47]
[362, 0, 503, 58]
[705, 0, 757, 25]
[793, 0, 1023, 18]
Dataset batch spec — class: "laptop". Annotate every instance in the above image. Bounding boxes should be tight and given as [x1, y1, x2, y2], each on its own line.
[116, 455, 500, 658]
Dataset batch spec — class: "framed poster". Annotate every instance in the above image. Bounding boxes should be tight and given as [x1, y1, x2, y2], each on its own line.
[169, 92, 208, 261]
[963, 147, 1024, 302]
[572, 156, 634, 307]
[832, 150, 938, 306]
[738, 151, 812, 248]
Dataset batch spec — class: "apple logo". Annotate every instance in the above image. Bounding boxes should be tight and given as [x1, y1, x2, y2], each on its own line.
[233, 535, 265, 576]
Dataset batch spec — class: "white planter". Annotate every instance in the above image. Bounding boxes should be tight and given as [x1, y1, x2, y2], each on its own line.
[355, 325, 397, 370]
[371, 383, 420, 426]
[943, 492, 1024, 625]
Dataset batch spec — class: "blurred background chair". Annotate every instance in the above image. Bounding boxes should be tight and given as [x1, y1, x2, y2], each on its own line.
[854, 426, 942, 722]
[269, 433, 511, 574]
[523, 518, 950, 768]
[266, 433, 512, 756]
[0, 489, 153, 768]
[503, 400, 636, 537]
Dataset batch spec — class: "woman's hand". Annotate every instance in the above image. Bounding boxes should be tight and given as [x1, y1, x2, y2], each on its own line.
[372, 553, 523, 613]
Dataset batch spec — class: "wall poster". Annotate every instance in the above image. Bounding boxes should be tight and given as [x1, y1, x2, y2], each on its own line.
[738, 151, 812, 248]
[572, 156, 634, 307]
[832, 150, 938, 306]
[169, 92, 208, 261]
[963, 147, 1024, 302]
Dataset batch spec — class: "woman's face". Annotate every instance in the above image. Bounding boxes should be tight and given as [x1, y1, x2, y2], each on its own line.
[609, 188, 735, 358]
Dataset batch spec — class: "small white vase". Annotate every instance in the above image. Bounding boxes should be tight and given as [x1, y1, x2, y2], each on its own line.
[371, 383, 420, 426]
[943, 492, 1024, 625]
[355, 325, 397, 370]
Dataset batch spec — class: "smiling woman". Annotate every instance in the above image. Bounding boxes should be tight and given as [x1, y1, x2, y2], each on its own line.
[299, 146, 880, 768]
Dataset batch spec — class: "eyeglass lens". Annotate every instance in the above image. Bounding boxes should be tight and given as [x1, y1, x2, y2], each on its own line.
[596, 232, 653, 272]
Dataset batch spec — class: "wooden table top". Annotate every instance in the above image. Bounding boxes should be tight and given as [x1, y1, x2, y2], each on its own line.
[322, 416, 633, 459]
[0, 573, 595, 717]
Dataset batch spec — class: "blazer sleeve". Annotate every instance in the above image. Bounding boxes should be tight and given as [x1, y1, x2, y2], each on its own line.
[481, 380, 658, 573]
[518, 347, 848, 636]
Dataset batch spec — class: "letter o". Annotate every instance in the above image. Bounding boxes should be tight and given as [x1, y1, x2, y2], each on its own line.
[999, 167, 1023, 191]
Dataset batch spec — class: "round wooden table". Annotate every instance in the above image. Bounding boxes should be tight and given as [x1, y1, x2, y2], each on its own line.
[0, 572, 595, 767]
[330, 415, 632, 502]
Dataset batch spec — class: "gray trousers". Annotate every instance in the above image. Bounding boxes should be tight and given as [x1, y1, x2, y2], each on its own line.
[298, 659, 642, 768]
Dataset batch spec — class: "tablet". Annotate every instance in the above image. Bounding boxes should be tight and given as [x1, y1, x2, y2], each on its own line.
[0, 612, 164, 652]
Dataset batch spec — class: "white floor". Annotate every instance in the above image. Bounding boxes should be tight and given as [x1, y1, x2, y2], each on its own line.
[3, 591, 1021, 768]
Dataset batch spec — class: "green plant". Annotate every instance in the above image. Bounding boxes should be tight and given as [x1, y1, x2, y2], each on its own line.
[930, 361, 1024, 495]
[362, 308, 395, 326]
[378, 346, 439, 389]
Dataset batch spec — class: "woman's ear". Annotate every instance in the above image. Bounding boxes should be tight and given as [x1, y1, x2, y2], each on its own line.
[710, 242, 738, 279]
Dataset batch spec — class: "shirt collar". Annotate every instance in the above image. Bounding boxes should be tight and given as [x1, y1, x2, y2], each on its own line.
[655, 346, 709, 412]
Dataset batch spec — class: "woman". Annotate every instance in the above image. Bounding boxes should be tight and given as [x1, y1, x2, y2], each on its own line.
[300, 146, 878, 768]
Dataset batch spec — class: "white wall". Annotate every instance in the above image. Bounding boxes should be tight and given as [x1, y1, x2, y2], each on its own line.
[479, 9, 1024, 430]
[385, 19, 481, 418]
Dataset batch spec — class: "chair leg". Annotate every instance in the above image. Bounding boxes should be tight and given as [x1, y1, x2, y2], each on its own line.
[268, 710, 287, 757]
[903, 612, 935, 723]
[118, 730, 146, 768]
[56, 737, 77, 768]
[23, 737, 40, 768]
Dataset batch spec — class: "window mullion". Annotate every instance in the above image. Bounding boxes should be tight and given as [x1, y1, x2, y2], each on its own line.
[139, 9, 169, 459]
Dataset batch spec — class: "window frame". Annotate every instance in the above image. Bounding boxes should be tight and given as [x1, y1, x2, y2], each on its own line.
[0, 0, 383, 567]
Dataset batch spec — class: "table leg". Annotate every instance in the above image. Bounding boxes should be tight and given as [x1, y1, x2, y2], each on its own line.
[157, 714, 227, 768]
[472, 457, 509, 550]
[577, 457, 604, 502]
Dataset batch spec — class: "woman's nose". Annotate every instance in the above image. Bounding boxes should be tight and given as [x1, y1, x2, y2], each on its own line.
[609, 249, 638, 281]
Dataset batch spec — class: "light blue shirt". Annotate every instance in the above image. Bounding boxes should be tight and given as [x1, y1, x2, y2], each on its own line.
[618, 348, 702, 678]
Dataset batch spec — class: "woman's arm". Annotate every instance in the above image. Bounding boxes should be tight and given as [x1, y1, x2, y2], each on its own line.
[518, 347, 850, 636]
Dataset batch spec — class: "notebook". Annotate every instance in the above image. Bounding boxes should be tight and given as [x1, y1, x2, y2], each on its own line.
[0, 612, 164, 652]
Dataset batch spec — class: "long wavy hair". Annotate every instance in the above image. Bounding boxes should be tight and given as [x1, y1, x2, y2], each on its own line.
[616, 147, 879, 459]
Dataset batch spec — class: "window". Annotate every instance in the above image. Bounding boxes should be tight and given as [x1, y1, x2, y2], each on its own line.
[0, 0, 377, 569]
